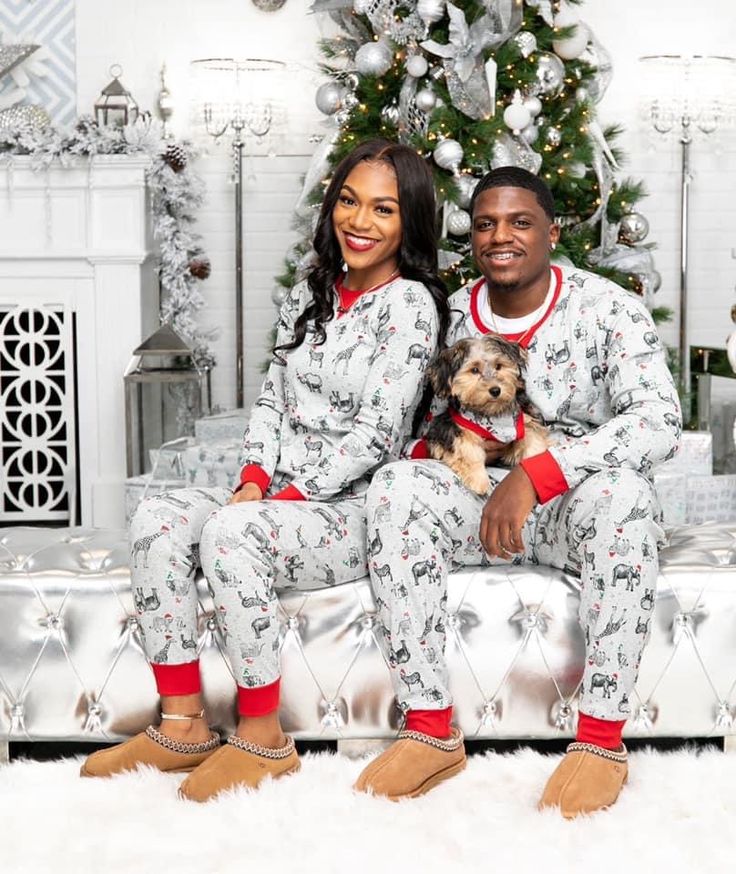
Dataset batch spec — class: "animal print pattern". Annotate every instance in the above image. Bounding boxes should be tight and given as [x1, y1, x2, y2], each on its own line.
[240, 278, 440, 501]
[365, 460, 664, 721]
[199, 498, 369, 689]
[130, 487, 233, 664]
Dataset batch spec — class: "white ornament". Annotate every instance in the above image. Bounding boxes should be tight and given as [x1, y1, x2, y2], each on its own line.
[417, 0, 445, 24]
[553, 22, 590, 60]
[514, 31, 537, 58]
[315, 81, 344, 115]
[568, 162, 587, 179]
[553, 2, 579, 29]
[503, 91, 532, 135]
[447, 209, 471, 236]
[433, 137, 463, 172]
[406, 55, 429, 78]
[415, 88, 437, 112]
[355, 41, 393, 77]
[522, 95, 543, 117]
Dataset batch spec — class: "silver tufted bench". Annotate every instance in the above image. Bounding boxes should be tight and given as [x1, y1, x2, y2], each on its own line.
[1, 524, 735, 761]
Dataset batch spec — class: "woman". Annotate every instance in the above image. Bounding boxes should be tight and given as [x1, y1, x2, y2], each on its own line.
[82, 139, 449, 800]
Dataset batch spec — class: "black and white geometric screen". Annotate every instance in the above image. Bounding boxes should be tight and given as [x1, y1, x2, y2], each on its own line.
[0, 304, 76, 521]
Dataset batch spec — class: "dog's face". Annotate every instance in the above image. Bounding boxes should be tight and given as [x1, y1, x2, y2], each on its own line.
[429, 335, 527, 414]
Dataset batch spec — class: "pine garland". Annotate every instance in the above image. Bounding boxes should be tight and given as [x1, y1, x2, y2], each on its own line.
[0, 116, 215, 367]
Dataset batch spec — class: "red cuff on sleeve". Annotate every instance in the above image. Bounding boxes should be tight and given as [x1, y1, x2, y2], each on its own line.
[271, 484, 306, 501]
[239, 464, 271, 495]
[410, 439, 430, 460]
[237, 678, 281, 717]
[519, 450, 569, 504]
[150, 659, 201, 696]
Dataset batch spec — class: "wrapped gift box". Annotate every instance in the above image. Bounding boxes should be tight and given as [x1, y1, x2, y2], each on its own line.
[183, 439, 242, 489]
[653, 473, 688, 527]
[194, 409, 249, 443]
[686, 475, 736, 524]
[148, 437, 194, 480]
[655, 431, 713, 477]
[125, 474, 187, 524]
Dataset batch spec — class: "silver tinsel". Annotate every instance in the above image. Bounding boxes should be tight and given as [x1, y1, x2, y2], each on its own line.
[0, 104, 49, 131]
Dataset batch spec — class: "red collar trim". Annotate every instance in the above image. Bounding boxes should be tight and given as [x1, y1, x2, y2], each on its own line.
[468, 266, 563, 349]
[449, 409, 525, 442]
[335, 272, 401, 316]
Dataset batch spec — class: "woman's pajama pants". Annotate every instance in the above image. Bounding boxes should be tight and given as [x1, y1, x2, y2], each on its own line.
[130, 487, 368, 691]
[364, 460, 665, 721]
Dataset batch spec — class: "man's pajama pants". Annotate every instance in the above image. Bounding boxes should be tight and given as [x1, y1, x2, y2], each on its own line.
[364, 460, 665, 721]
[129, 487, 368, 688]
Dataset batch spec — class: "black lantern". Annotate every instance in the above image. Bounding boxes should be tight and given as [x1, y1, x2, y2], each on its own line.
[95, 64, 139, 127]
[124, 324, 211, 477]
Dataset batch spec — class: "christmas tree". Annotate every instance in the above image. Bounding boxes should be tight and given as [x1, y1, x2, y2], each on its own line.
[276, 0, 671, 329]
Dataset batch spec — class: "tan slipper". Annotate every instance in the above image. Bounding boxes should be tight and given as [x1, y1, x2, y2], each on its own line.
[354, 728, 466, 801]
[538, 741, 628, 819]
[80, 726, 220, 778]
[178, 735, 301, 802]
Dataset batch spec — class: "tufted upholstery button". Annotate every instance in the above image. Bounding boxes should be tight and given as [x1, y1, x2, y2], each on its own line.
[206, 617, 217, 632]
[286, 615, 301, 632]
[126, 616, 139, 632]
[10, 703, 24, 719]
[445, 612, 460, 630]
[87, 702, 102, 717]
[43, 613, 63, 631]
[361, 614, 375, 631]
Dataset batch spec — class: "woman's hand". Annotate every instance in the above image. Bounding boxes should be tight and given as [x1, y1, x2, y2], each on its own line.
[484, 441, 510, 466]
[228, 483, 264, 505]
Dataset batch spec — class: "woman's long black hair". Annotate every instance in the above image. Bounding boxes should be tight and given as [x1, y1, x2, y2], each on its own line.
[275, 138, 450, 357]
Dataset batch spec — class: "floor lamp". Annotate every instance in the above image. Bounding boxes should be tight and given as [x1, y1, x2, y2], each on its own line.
[639, 55, 736, 405]
[191, 58, 285, 409]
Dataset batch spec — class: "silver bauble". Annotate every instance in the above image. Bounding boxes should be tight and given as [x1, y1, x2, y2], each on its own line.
[514, 31, 537, 58]
[345, 73, 360, 91]
[618, 212, 650, 245]
[271, 285, 287, 307]
[315, 81, 344, 115]
[433, 137, 464, 172]
[417, 0, 445, 24]
[447, 209, 472, 236]
[521, 124, 539, 144]
[415, 88, 437, 112]
[522, 95, 543, 117]
[533, 52, 566, 97]
[455, 174, 478, 209]
[545, 127, 562, 147]
[355, 40, 393, 77]
[575, 86, 589, 103]
[406, 54, 429, 78]
[552, 22, 590, 61]
[380, 102, 400, 126]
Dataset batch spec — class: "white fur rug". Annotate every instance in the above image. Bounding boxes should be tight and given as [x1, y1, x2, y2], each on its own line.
[1, 747, 733, 874]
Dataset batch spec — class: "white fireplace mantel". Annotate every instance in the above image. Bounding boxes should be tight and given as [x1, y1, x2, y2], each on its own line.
[0, 155, 157, 528]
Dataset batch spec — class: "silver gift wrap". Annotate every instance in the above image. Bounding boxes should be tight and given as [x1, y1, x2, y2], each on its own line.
[194, 410, 249, 444]
[656, 431, 713, 477]
[1, 525, 735, 748]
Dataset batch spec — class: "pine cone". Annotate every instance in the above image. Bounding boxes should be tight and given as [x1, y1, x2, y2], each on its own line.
[189, 257, 211, 280]
[163, 143, 187, 172]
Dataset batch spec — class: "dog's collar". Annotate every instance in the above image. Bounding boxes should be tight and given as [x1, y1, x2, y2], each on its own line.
[449, 408, 525, 443]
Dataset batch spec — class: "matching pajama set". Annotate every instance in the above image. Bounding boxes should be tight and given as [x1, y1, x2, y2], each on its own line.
[365, 265, 682, 725]
[129, 275, 440, 712]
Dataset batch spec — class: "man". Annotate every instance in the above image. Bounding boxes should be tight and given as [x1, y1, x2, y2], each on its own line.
[354, 167, 681, 817]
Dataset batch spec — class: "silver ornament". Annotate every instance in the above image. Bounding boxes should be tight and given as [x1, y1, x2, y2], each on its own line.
[552, 22, 590, 61]
[455, 174, 477, 209]
[545, 127, 562, 147]
[315, 81, 344, 116]
[575, 86, 589, 103]
[0, 104, 50, 131]
[415, 88, 437, 113]
[433, 138, 463, 172]
[568, 162, 587, 178]
[406, 55, 429, 78]
[447, 209, 471, 236]
[521, 124, 539, 144]
[380, 102, 400, 126]
[533, 52, 566, 97]
[355, 41, 393, 77]
[618, 212, 650, 245]
[271, 285, 287, 307]
[523, 95, 543, 117]
[514, 31, 537, 58]
[417, 0, 445, 24]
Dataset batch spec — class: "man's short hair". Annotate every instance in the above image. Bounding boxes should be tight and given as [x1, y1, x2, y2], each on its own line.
[469, 166, 556, 221]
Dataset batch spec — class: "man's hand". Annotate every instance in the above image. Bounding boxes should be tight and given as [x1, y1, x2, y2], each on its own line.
[228, 483, 264, 505]
[479, 465, 537, 559]
[484, 441, 510, 466]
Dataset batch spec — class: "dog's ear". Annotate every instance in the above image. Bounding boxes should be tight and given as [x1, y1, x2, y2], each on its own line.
[428, 340, 470, 398]
[485, 335, 527, 372]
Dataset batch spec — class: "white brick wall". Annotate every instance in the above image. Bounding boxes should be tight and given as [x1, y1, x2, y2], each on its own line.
[75, 0, 736, 410]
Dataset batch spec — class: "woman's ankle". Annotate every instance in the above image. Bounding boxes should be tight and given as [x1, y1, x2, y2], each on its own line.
[234, 714, 285, 749]
[158, 715, 210, 742]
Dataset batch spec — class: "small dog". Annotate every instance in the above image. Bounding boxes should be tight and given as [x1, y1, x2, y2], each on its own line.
[425, 335, 550, 495]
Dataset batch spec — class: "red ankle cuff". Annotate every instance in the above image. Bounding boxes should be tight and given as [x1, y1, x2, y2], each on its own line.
[405, 707, 453, 739]
[576, 712, 626, 750]
[150, 660, 201, 696]
[237, 678, 281, 717]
